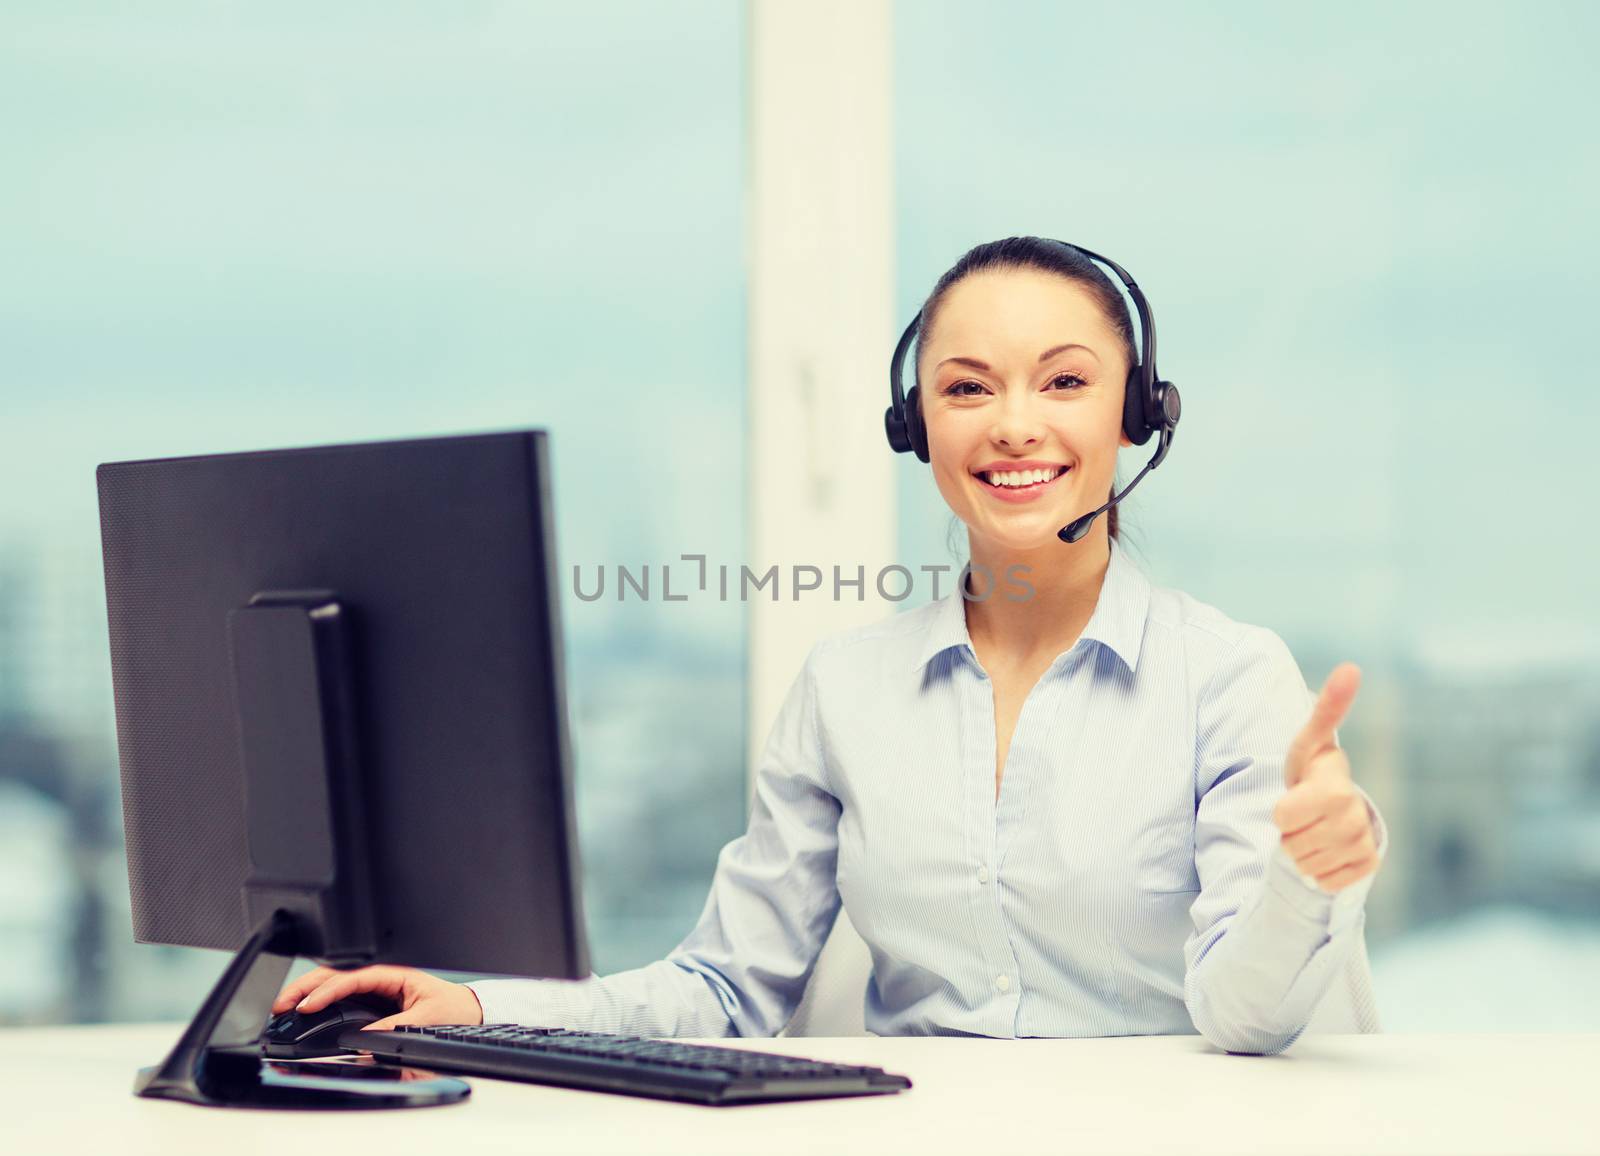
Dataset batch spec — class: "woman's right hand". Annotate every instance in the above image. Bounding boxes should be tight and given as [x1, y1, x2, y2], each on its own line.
[272, 964, 485, 1031]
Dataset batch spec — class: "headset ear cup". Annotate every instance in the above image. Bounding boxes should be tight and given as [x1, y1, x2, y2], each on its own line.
[1122, 369, 1153, 447]
[904, 385, 930, 463]
[884, 404, 911, 454]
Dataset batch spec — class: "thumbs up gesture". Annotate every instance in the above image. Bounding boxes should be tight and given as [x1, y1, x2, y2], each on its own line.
[1271, 662, 1380, 894]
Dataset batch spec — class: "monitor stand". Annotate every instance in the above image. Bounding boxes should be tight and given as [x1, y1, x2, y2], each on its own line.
[133, 908, 470, 1109]
[134, 591, 469, 1108]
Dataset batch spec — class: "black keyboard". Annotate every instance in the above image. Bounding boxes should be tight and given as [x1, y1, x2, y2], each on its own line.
[345, 1024, 912, 1106]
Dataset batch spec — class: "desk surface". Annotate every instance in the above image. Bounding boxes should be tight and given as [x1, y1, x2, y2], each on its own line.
[4, 1025, 1596, 1155]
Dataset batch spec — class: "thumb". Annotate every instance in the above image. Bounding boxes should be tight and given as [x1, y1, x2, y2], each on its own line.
[359, 1005, 428, 1033]
[1285, 662, 1361, 786]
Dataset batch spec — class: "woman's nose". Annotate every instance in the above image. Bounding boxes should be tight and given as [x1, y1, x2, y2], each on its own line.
[990, 396, 1043, 449]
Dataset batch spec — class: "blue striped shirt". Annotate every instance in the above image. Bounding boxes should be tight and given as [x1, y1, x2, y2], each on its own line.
[470, 538, 1387, 1054]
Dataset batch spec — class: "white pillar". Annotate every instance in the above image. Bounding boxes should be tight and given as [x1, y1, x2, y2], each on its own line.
[746, 0, 894, 1037]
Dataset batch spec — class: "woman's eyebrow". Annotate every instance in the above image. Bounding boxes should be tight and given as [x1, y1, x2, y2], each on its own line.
[935, 343, 1100, 372]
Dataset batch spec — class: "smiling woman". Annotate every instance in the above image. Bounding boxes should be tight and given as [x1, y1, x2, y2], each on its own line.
[913, 237, 1140, 544]
[292, 237, 1391, 1056]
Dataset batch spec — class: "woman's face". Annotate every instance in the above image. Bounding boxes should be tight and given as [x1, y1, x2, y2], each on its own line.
[917, 267, 1132, 555]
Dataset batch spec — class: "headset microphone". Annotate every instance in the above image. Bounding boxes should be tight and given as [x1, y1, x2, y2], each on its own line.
[885, 239, 1182, 546]
[1057, 417, 1175, 543]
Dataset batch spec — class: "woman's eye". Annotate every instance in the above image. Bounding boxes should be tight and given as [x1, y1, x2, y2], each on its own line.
[942, 373, 1085, 397]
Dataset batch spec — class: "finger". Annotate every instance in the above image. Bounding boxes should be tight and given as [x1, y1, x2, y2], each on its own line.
[1314, 857, 1377, 893]
[1273, 779, 1341, 836]
[1290, 823, 1370, 870]
[1293, 829, 1374, 876]
[1275, 769, 1362, 834]
[1280, 795, 1368, 857]
[1297, 746, 1353, 789]
[274, 966, 338, 1011]
[1280, 821, 1338, 861]
[358, 999, 443, 1037]
[1285, 663, 1361, 784]
[273, 966, 339, 1013]
[296, 966, 404, 1014]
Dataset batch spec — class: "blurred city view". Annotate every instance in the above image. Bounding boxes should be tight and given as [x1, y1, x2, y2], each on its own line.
[4, 1, 1598, 1031]
[889, 0, 1600, 1030]
[0, 2, 751, 1023]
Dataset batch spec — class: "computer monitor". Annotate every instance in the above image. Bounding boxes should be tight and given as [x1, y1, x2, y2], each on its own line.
[96, 430, 590, 1109]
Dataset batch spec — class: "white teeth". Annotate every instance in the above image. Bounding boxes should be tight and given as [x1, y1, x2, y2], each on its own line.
[983, 467, 1064, 487]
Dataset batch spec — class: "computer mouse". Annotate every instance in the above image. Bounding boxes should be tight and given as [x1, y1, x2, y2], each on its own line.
[261, 991, 400, 1059]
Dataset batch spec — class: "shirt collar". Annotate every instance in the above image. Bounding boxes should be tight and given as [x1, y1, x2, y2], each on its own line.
[911, 537, 1151, 675]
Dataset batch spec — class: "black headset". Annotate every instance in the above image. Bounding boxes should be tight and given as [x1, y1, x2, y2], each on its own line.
[883, 240, 1181, 543]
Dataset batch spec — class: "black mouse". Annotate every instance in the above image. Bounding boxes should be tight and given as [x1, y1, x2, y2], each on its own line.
[262, 991, 400, 1059]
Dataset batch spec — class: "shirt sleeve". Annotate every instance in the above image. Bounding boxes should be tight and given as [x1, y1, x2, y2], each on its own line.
[467, 643, 843, 1037]
[1182, 626, 1390, 1056]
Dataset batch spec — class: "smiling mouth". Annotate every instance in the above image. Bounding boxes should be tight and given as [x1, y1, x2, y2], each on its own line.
[976, 465, 1070, 491]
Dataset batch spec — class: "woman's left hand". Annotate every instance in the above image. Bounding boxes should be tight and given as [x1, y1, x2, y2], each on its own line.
[1272, 662, 1380, 893]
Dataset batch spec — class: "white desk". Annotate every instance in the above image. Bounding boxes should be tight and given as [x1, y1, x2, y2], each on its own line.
[3, 1025, 1596, 1155]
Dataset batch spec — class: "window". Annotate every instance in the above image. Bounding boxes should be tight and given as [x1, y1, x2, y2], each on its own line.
[894, 0, 1600, 1029]
[0, 3, 747, 1022]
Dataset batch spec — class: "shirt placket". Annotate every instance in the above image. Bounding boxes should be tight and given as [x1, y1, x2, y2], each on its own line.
[959, 650, 1024, 1036]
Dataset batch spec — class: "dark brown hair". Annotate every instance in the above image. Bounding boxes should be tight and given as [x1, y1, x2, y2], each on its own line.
[916, 236, 1136, 544]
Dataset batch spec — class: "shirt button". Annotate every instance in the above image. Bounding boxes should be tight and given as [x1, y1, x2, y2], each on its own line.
[976, 865, 989, 884]
[994, 974, 1010, 993]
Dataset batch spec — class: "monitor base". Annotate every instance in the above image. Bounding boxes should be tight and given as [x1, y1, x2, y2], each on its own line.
[135, 1052, 469, 1110]
[134, 909, 469, 1111]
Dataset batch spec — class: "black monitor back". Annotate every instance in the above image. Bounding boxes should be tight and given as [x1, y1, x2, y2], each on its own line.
[96, 430, 589, 980]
